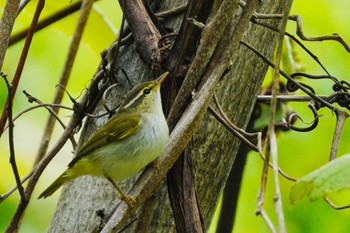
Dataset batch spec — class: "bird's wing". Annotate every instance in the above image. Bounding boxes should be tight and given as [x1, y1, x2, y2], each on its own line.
[68, 113, 142, 167]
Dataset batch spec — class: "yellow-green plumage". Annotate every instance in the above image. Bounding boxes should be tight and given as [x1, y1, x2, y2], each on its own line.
[39, 72, 169, 199]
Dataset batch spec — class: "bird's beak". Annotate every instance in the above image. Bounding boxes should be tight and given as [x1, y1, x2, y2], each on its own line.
[155, 72, 169, 88]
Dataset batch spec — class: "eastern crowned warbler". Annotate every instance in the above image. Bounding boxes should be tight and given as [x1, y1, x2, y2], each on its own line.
[39, 72, 170, 206]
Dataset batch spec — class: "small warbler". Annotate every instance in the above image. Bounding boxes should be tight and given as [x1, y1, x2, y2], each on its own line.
[39, 72, 170, 206]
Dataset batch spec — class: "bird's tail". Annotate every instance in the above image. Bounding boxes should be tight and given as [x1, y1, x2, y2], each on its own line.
[38, 171, 72, 199]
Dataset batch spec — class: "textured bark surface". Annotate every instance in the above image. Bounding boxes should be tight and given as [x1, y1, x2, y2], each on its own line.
[47, 1, 292, 232]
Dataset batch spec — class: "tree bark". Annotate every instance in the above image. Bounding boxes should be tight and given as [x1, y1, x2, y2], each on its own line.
[46, 0, 292, 232]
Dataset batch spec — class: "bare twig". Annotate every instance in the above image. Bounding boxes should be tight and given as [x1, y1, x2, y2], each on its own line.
[155, 4, 188, 18]
[291, 72, 338, 83]
[0, 0, 44, 137]
[324, 197, 350, 210]
[290, 15, 350, 53]
[118, 0, 162, 64]
[269, 7, 290, 232]
[101, 83, 120, 114]
[241, 41, 338, 111]
[18, 0, 31, 13]
[257, 150, 297, 182]
[208, 104, 297, 182]
[253, 14, 350, 53]
[257, 208, 277, 233]
[255, 137, 276, 233]
[167, 0, 239, 130]
[4, 62, 106, 233]
[5, 103, 73, 130]
[165, 2, 213, 232]
[165, 0, 212, 78]
[288, 103, 319, 132]
[22, 91, 70, 128]
[0, 169, 34, 203]
[10, 1, 85, 45]
[22, 90, 78, 149]
[256, 5, 291, 232]
[5, 110, 82, 233]
[1, 73, 27, 202]
[0, 0, 20, 70]
[329, 110, 349, 160]
[251, 17, 332, 77]
[92, 4, 118, 35]
[4, 1, 98, 231]
[187, 18, 205, 29]
[34, 0, 94, 165]
[106, 14, 125, 81]
[100, 1, 260, 231]
[257, 95, 329, 103]
[208, 105, 259, 151]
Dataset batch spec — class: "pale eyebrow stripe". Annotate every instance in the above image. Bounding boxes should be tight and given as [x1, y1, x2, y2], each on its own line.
[123, 90, 143, 109]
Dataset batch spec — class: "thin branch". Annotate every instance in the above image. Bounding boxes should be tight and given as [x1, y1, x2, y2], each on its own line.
[92, 4, 118, 36]
[5, 109, 81, 233]
[118, 0, 162, 64]
[290, 72, 338, 83]
[240, 41, 339, 112]
[208, 105, 259, 151]
[290, 15, 350, 53]
[100, 1, 260, 231]
[0, 169, 34, 203]
[288, 103, 319, 132]
[165, 2, 213, 231]
[164, 1, 210, 79]
[256, 137, 276, 233]
[253, 14, 350, 53]
[251, 17, 332, 77]
[0, 0, 20, 69]
[5, 103, 73, 130]
[257, 95, 329, 103]
[4, 1, 99, 231]
[0, 0, 44, 137]
[208, 104, 297, 182]
[34, 0, 94, 165]
[4, 62, 105, 233]
[21, 90, 78, 149]
[269, 7, 290, 232]
[106, 13, 125, 81]
[257, 149, 297, 182]
[18, 0, 31, 13]
[156, 4, 188, 18]
[1, 73, 27, 202]
[167, 0, 239, 130]
[324, 197, 350, 210]
[256, 4, 291, 232]
[22, 91, 70, 128]
[10, 1, 85, 45]
[329, 110, 349, 160]
[208, 102, 259, 151]
[213, 94, 257, 138]
[257, 208, 277, 233]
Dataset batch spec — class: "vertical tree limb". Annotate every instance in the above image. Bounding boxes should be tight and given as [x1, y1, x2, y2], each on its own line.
[34, 0, 94, 165]
[0, 0, 20, 70]
[0, 0, 44, 136]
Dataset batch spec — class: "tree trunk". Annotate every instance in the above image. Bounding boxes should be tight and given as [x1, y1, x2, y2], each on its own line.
[46, 0, 292, 232]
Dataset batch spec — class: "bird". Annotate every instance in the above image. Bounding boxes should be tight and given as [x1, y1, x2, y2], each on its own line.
[38, 72, 170, 206]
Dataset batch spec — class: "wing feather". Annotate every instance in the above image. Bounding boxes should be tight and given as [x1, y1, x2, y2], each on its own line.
[68, 113, 141, 167]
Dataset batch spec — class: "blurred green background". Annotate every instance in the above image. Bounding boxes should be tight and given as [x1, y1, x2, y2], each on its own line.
[0, 1, 349, 232]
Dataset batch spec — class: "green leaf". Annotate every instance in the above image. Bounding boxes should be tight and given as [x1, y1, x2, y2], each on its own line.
[290, 154, 350, 204]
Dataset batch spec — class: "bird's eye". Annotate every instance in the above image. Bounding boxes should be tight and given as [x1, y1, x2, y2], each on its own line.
[143, 88, 151, 94]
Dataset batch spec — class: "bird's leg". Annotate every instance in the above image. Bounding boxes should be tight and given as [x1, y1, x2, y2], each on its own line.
[105, 176, 136, 207]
